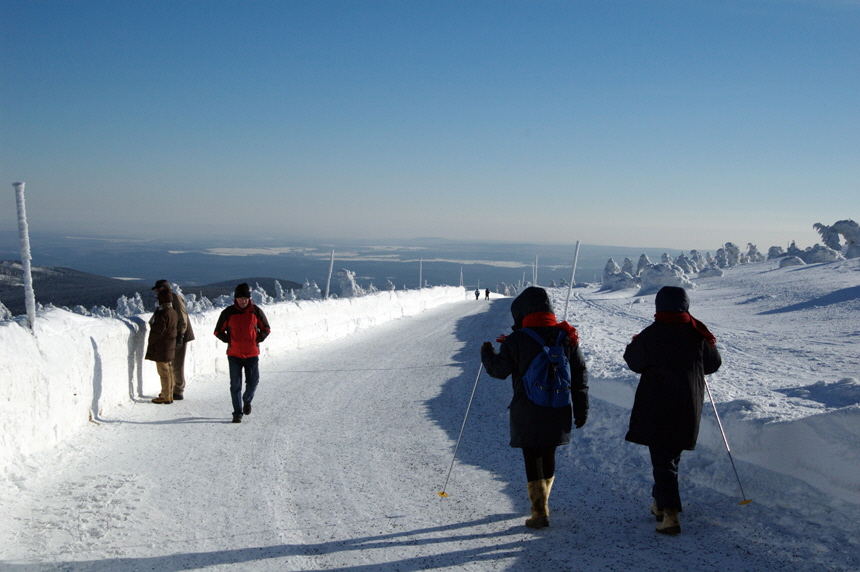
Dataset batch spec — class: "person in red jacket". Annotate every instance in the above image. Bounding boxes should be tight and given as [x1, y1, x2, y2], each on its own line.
[214, 283, 271, 423]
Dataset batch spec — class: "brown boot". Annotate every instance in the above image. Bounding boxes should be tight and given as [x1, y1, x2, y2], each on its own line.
[656, 507, 681, 535]
[525, 480, 549, 529]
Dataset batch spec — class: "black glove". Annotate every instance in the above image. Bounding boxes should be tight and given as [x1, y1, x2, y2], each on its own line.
[176, 339, 184, 349]
[575, 418, 586, 429]
[481, 341, 494, 353]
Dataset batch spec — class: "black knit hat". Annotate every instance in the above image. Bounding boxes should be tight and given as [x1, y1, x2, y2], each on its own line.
[510, 286, 554, 329]
[655, 286, 690, 313]
[234, 283, 251, 298]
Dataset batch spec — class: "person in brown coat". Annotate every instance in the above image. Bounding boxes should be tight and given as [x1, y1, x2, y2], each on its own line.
[151, 280, 195, 400]
[145, 289, 178, 404]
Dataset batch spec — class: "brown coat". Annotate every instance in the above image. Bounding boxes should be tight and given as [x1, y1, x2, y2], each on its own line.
[172, 293, 195, 342]
[145, 303, 178, 362]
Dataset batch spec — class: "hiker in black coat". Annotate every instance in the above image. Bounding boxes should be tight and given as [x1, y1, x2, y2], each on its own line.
[624, 286, 721, 535]
[481, 287, 588, 529]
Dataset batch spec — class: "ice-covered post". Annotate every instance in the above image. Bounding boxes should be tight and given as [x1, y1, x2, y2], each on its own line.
[419, 258, 423, 290]
[13, 182, 36, 331]
[324, 250, 335, 299]
[562, 240, 581, 322]
[533, 255, 538, 285]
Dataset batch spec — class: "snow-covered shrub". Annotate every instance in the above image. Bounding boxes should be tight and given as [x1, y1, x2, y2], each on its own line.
[384, 280, 396, 292]
[813, 220, 860, 258]
[697, 265, 724, 278]
[89, 305, 115, 318]
[250, 283, 273, 305]
[661, 253, 673, 264]
[715, 248, 729, 268]
[273, 280, 286, 301]
[299, 279, 322, 300]
[367, 283, 378, 294]
[804, 244, 844, 264]
[184, 293, 214, 313]
[638, 263, 695, 294]
[673, 253, 695, 274]
[689, 250, 707, 271]
[116, 292, 146, 317]
[636, 254, 652, 276]
[602, 259, 637, 290]
[746, 243, 766, 263]
[621, 258, 634, 275]
[724, 243, 741, 266]
[72, 305, 89, 316]
[213, 295, 233, 307]
[337, 269, 364, 298]
[0, 300, 13, 321]
[779, 256, 805, 268]
[767, 246, 786, 260]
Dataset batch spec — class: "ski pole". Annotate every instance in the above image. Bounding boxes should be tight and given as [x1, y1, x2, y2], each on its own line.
[704, 377, 752, 505]
[438, 363, 483, 498]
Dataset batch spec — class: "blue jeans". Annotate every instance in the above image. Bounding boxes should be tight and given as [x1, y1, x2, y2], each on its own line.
[228, 356, 259, 417]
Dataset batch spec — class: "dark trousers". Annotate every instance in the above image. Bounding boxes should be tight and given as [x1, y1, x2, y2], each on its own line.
[649, 446, 684, 511]
[228, 356, 259, 417]
[522, 447, 557, 482]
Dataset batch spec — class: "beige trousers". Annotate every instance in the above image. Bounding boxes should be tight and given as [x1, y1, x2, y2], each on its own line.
[156, 361, 175, 400]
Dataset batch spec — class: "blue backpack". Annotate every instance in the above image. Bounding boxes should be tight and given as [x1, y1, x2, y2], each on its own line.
[520, 328, 573, 408]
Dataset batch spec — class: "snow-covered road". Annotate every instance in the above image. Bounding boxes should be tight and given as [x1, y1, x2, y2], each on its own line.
[4, 281, 859, 571]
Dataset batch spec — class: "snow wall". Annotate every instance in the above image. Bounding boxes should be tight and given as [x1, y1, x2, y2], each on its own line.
[0, 286, 466, 474]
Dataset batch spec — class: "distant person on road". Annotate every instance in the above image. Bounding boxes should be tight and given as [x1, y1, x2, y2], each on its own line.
[145, 289, 178, 404]
[475, 288, 480, 300]
[214, 283, 271, 423]
[480, 287, 589, 529]
[151, 280, 195, 401]
[485, 288, 490, 300]
[623, 286, 722, 536]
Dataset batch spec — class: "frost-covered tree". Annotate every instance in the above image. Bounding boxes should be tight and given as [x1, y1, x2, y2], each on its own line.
[715, 248, 728, 268]
[636, 254, 652, 276]
[299, 279, 322, 300]
[184, 293, 214, 313]
[0, 300, 13, 321]
[90, 305, 115, 318]
[674, 253, 694, 274]
[213, 295, 233, 307]
[660, 253, 673, 264]
[746, 243, 765, 263]
[638, 263, 696, 294]
[337, 269, 364, 298]
[724, 243, 741, 266]
[767, 246, 785, 260]
[116, 292, 146, 317]
[367, 282, 378, 294]
[250, 283, 273, 305]
[273, 280, 286, 301]
[814, 220, 860, 258]
[621, 258, 634, 275]
[384, 280, 396, 291]
[73, 305, 89, 316]
[689, 250, 707, 271]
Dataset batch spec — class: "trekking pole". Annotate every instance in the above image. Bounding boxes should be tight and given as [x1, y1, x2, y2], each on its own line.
[704, 377, 753, 505]
[438, 363, 483, 498]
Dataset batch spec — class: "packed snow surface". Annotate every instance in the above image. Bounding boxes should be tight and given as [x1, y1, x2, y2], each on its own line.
[2, 260, 860, 571]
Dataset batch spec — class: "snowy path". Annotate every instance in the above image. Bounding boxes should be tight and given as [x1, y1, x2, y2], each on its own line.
[3, 294, 859, 571]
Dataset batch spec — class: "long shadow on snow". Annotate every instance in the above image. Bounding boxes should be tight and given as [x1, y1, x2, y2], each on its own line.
[758, 285, 860, 314]
[1, 514, 522, 572]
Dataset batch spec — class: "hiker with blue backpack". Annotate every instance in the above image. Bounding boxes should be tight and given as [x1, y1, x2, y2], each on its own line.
[480, 286, 589, 529]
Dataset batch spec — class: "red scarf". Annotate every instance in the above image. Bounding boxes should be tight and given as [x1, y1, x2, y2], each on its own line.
[655, 311, 717, 346]
[521, 312, 579, 344]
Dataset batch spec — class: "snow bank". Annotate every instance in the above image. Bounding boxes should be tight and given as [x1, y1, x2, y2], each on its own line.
[0, 286, 465, 474]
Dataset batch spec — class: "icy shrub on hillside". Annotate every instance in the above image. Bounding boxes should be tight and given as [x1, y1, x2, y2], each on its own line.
[250, 283, 273, 305]
[384, 280, 396, 291]
[697, 265, 724, 278]
[813, 220, 860, 258]
[274, 281, 286, 301]
[724, 243, 741, 266]
[715, 248, 728, 268]
[636, 254, 652, 276]
[299, 279, 322, 300]
[661, 253, 673, 264]
[767, 246, 786, 260]
[673, 253, 695, 274]
[804, 244, 844, 264]
[213, 295, 233, 307]
[689, 250, 707, 271]
[746, 244, 766, 263]
[0, 300, 13, 321]
[602, 259, 638, 290]
[337, 269, 364, 298]
[779, 256, 805, 268]
[90, 305, 115, 318]
[367, 283, 378, 294]
[116, 293, 146, 317]
[638, 263, 695, 294]
[184, 293, 214, 313]
[621, 258, 634, 275]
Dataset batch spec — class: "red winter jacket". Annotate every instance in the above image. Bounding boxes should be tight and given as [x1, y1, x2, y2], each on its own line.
[213, 300, 271, 358]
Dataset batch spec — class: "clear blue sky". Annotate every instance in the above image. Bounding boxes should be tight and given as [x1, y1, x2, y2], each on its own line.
[2, 0, 858, 251]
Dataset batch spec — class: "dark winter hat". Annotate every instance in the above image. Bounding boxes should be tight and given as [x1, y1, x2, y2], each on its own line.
[151, 279, 170, 291]
[510, 286, 554, 328]
[234, 283, 252, 299]
[655, 286, 690, 313]
[157, 290, 173, 305]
